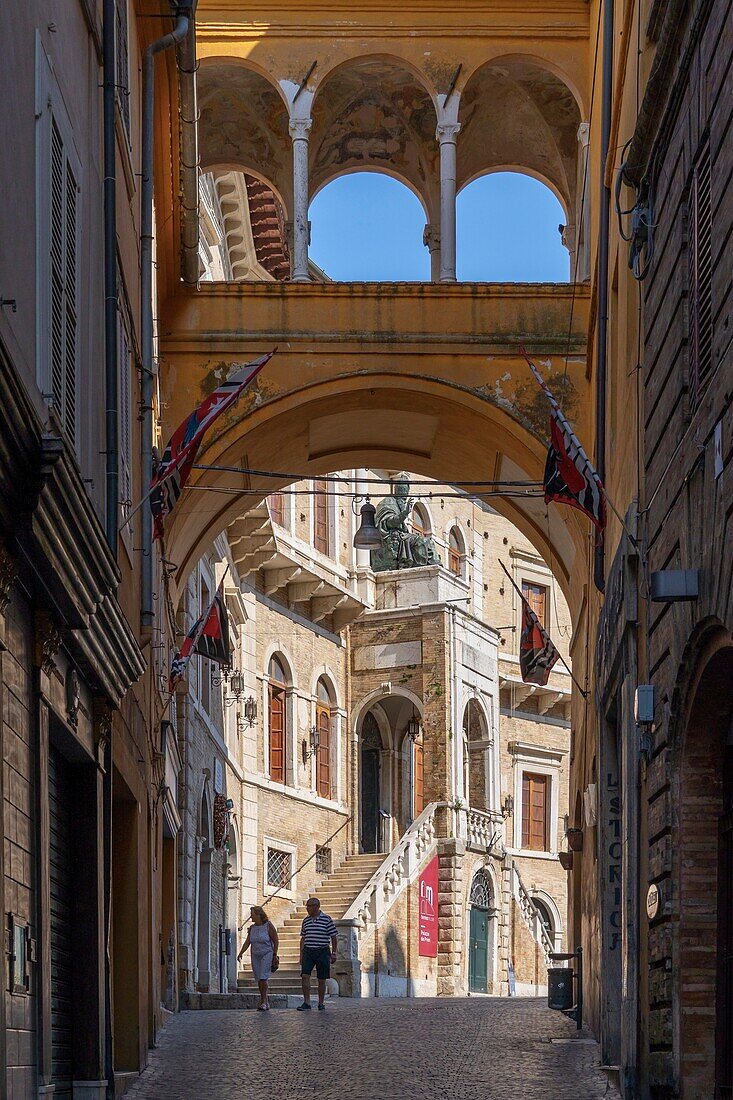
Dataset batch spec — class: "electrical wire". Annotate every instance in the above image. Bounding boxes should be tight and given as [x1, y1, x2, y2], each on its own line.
[191, 462, 542, 488]
[183, 484, 547, 501]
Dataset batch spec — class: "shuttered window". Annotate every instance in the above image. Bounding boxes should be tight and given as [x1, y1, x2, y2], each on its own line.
[269, 492, 285, 526]
[448, 528, 462, 575]
[522, 580, 547, 627]
[688, 141, 713, 410]
[118, 313, 133, 536]
[522, 772, 549, 851]
[316, 702, 331, 798]
[268, 655, 287, 783]
[50, 118, 78, 445]
[412, 505, 429, 538]
[115, 0, 131, 143]
[313, 480, 330, 555]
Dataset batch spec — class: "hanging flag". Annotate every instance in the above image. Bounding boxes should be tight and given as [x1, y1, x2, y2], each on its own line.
[519, 593, 560, 686]
[519, 347, 606, 531]
[168, 579, 231, 693]
[150, 350, 275, 539]
[499, 559, 561, 687]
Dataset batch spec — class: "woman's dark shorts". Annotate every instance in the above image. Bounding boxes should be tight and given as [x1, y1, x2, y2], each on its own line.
[301, 947, 331, 979]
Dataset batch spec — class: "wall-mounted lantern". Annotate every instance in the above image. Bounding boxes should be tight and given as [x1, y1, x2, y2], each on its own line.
[406, 713, 421, 742]
[242, 694, 258, 727]
[502, 794, 514, 819]
[302, 725, 320, 764]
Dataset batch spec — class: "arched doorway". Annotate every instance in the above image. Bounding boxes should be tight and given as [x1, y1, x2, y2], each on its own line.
[195, 785, 214, 991]
[468, 869, 494, 994]
[677, 640, 733, 1096]
[462, 698, 490, 810]
[360, 711, 383, 853]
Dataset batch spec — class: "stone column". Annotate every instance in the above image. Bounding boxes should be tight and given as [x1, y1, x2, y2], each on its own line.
[437, 123, 461, 283]
[289, 118, 312, 282]
[423, 223, 441, 282]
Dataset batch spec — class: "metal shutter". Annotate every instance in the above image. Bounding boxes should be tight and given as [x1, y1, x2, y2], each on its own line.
[48, 746, 74, 1097]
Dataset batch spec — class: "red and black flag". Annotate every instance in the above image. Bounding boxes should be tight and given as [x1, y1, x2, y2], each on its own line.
[520, 347, 606, 531]
[519, 594, 560, 686]
[168, 580, 231, 693]
[150, 350, 275, 539]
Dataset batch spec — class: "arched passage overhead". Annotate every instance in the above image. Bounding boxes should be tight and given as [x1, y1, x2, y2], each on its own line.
[458, 57, 582, 242]
[309, 56, 440, 224]
[158, 280, 590, 612]
[198, 59, 292, 213]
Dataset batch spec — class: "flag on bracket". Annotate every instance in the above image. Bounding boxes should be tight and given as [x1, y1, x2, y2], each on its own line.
[499, 559, 560, 686]
[519, 347, 606, 531]
[150, 349, 275, 539]
[519, 590, 560, 686]
[168, 579, 231, 694]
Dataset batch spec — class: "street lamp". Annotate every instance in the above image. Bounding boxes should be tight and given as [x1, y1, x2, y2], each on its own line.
[302, 724, 320, 764]
[406, 713, 421, 742]
[242, 694, 258, 727]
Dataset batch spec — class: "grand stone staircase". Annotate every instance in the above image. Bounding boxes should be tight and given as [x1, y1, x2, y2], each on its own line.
[238, 853, 384, 997]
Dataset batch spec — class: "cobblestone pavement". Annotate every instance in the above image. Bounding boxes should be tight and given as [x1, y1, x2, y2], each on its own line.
[127, 997, 620, 1100]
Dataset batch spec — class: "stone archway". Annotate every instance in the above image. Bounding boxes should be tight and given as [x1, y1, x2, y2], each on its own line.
[675, 634, 733, 1097]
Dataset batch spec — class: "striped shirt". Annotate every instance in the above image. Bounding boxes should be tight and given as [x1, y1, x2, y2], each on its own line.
[300, 911, 337, 950]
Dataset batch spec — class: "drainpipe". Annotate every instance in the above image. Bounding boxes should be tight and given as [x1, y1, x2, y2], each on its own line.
[103, 0, 118, 553]
[177, 21, 200, 287]
[594, 0, 614, 593]
[140, 5, 191, 630]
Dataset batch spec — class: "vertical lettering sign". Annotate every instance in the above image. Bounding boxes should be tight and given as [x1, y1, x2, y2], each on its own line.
[418, 855, 439, 957]
[607, 770, 622, 952]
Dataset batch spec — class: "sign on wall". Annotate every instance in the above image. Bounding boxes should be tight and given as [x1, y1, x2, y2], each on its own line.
[418, 855, 439, 957]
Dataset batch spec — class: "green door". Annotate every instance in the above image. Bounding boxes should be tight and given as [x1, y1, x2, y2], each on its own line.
[469, 906, 489, 993]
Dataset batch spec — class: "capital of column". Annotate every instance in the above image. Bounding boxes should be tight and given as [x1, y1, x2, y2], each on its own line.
[436, 121, 461, 146]
[423, 223, 441, 251]
[577, 121, 590, 149]
[289, 117, 313, 142]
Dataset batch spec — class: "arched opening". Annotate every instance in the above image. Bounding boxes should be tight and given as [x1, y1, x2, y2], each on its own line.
[411, 502, 432, 538]
[468, 869, 495, 994]
[456, 173, 569, 282]
[267, 654, 288, 784]
[195, 785, 214, 990]
[463, 699, 490, 811]
[459, 58, 582, 264]
[225, 825, 240, 989]
[309, 173, 429, 281]
[360, 711, 384, 853]
[316, 676, 334, 799]
[677, 640, 733, 1096]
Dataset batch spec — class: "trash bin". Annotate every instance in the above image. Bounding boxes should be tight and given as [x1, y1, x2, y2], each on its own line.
[548, 967, 574, 1011]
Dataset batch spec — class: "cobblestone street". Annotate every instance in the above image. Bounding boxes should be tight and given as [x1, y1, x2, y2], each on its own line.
[127, 998, 619, 1100]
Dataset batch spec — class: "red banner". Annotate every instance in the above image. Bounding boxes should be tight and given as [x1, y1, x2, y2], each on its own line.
[418, 855, 438, 957]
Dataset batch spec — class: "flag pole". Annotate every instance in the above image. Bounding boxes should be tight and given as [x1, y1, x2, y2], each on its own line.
[498, 559, 588, 699]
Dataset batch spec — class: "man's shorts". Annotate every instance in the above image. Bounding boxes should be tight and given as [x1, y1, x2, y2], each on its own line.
[301, 946, 331, 979]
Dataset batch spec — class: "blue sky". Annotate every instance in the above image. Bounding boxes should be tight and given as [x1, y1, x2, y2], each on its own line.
[308, 171, 570, 283]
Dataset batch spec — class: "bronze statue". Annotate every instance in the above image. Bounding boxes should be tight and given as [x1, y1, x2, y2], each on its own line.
[371, 473, 442, 572]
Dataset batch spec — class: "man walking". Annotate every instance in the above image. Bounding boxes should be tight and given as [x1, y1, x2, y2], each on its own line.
[297, 897, 338, 1011]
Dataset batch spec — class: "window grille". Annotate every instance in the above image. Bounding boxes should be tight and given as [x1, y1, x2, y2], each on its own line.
[470, 870, 492, 909]
[50, 118, 78, 444]
[266, 846, 292, 889]
[315, 846, 332, 876]
[115, 0, 131, 143]
[688, 141, 713, 410]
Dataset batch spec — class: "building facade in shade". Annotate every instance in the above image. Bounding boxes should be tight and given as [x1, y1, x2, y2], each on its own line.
[174, 472, 572, 1002]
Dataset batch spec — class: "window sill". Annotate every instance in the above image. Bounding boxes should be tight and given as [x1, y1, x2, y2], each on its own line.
[507, 847, 560, 862]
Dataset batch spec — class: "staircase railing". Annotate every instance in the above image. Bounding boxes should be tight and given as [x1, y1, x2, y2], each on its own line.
[511, 859, 554, 964]
[342, 802, 438, 928]
[463, 806, 504, 851]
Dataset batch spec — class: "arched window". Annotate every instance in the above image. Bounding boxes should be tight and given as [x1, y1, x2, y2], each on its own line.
[316, 677, 332, 799]
[411, 504, 430, 538]
[268, 655, 287, 783]
[533, 898, 554, 939]
[469, 869, 493, 910]
[448, 528, 463, 576]
[313, 480, 331, 556]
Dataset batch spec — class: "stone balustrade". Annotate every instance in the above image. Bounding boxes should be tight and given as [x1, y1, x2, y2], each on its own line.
[511, 860, 555, 965]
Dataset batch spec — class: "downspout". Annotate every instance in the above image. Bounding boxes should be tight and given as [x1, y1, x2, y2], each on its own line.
[177, 20, 200, 287]
[594, 0, 614, 593]
[103, 0, 118, 553]
[140, 5, 191, 631]
[102, 4, 117, 1094]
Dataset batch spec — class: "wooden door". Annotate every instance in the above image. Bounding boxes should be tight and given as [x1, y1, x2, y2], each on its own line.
[360, 749, 380, 853]
[522, 772, 548, 851]
[716, 746, 733, 1092]
[49, 746, 74, 1098]
[413, 739, 424, 817]
[313, 480, 329, 554]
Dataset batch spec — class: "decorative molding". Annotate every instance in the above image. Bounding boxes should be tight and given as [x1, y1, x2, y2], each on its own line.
[35, 611, 63, 675]
[0, 542, 17, 613]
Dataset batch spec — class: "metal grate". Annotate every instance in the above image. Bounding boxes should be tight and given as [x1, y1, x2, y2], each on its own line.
[266, 846, 292, 888]
[469, 870, 493, 909]
[688, 140, 713, 411]
[315, 846, 332, 876]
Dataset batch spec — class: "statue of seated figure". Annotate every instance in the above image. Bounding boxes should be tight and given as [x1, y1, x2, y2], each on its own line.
[370, 473, 442, 572]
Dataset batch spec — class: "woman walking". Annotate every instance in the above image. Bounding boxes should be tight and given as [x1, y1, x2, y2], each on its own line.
[238, 906, 279, 1010]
